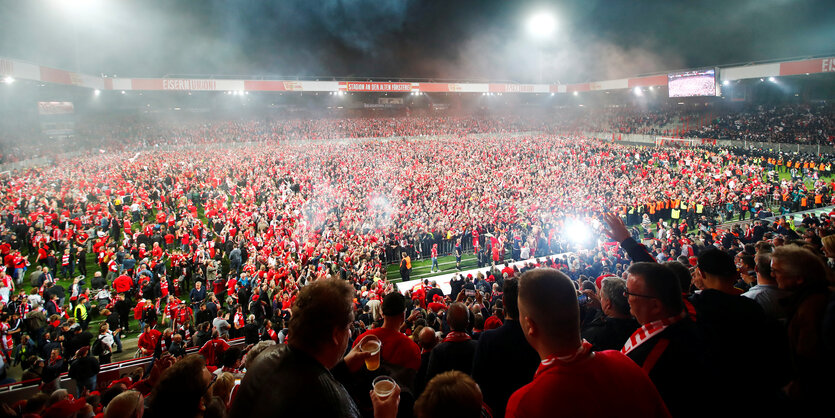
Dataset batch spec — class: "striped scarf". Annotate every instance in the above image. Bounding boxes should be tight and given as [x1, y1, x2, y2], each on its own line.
[621, 311, 686, 355]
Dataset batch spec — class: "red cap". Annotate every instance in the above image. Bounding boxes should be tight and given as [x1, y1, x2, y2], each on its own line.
[42, 397, 87, 418]
[484, 316, 503, 330]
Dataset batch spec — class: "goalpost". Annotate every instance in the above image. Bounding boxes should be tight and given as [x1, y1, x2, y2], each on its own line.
[654, 136, 703, 147]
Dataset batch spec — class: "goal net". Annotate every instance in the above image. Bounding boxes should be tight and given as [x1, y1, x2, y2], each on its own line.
[654, 136, 702, 148]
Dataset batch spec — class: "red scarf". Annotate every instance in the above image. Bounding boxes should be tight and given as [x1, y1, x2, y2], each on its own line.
[442, 331, 471, 343]
[621, 311, 686, 355]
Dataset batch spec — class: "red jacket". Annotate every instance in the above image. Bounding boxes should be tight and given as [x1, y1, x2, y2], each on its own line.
[113, 275, 133, 294]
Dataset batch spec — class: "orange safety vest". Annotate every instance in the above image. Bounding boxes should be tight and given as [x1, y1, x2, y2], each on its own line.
[815, 195, 822, 204]
[801, 197, 808, 207]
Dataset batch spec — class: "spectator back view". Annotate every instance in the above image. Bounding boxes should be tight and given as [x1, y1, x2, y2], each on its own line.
[507, 268, 670, 418]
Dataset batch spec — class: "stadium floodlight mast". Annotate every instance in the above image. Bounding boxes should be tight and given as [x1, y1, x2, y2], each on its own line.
[3, 76, 14, 84]
[526, 11, 557, 84]
[54, 0, 103, 72]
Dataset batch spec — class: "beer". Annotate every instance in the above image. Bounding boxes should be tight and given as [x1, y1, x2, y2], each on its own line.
[372, 376, 396, 399]
[361, 337, 382, 370]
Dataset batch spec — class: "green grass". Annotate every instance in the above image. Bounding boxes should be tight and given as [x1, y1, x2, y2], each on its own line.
[386, 253, 520, 282]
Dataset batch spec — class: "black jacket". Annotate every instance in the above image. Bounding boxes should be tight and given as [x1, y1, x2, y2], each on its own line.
[68, 355, 100, 380]
[626, 318, 713, 418]
[471, 319, 539, 418]
[688, 289, 791, 411]
[230, 344, 361, 417]
[582, 314, 640, 352]
[425, 338, 478, 383]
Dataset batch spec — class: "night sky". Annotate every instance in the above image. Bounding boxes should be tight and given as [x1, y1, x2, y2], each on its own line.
[1, 0, 833, 83]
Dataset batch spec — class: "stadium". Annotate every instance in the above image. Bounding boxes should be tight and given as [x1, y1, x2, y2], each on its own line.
[0, 1, 833, 417]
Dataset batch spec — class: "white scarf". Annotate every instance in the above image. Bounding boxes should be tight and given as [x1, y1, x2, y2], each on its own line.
[621, 311, 686, 355]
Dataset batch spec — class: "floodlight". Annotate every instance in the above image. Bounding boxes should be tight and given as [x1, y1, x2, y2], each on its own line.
[768, 77, 776, 82]
[633, 87, 643, 96]
[722, 80, 730, 86]
[93, 89, 100, 95]
[573, 91, 578, 96]
[3, 76, 14, 84]
[120, 90, 125, 94]
[527, 12, 556, 39]
[550, 92, 555, 96]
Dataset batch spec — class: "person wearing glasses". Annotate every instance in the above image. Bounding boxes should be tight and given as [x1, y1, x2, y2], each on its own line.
[622, 262, 712, 418]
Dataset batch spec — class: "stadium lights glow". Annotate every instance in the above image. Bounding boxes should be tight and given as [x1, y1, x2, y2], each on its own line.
[760, 78, 764, 82]
[550, 92, 555, 96]
[768, 77, 776, 82]
[93, 89, 100, 95]
[120, 90, 125, 94]
[565, 220, 591, 244]
[3, 76, 14, 84]
[633, 87, 643, 96]
[648, 86, 654, 91]
[56, 0, 101, 15]
[527, 12, 557, 39]
[573, 91, 578, 96]
[722, 80, 730, 86]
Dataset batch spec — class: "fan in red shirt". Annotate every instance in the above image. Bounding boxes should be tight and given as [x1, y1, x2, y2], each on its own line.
[352, 292, 420, 371]
[113, 274, 133, 294]
[137, 324, 162, 357]
[506, 269, 669, 418]
[199, 331, 231, 366]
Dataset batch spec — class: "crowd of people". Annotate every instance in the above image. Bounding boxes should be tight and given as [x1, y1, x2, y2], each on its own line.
[682, 103, 835, 144]
[1, 102, 832, 164]
[0, 121, 831, 416]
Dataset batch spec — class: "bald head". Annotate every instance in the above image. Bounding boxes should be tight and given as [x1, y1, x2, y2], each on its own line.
[447, 302, 469, 332]
[419, 326, 438, 350]
[518, 269, 580, 348]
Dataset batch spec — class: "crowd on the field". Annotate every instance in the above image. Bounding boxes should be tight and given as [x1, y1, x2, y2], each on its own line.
[0, 129, 832, 416]
[1, 102, 833, 164]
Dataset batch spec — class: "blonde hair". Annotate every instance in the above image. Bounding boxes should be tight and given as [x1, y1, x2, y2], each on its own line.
[212, 372, 236, 405]
[822, 235, 835, 257]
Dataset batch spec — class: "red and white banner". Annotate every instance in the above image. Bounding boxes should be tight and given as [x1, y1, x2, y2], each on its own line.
[1, 55, 833, 95]
[340, 82, 413, 92]
[780, 57, 835, 76]
[628, 75, 667, 88]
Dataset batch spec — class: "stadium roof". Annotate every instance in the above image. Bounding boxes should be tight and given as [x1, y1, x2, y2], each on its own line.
[1, 0, 833, 83]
